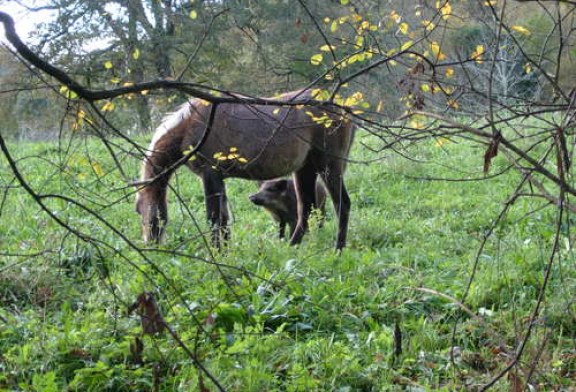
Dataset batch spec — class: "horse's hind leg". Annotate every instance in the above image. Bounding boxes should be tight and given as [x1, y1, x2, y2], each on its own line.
[290, 162, 317, 246]
[319, 164, 351, 250]
[202, 171, 229, 248]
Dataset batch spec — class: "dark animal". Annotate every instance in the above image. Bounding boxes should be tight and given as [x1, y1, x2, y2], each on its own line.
[249, 178, 327, 239]
[134, 89, 354, 250]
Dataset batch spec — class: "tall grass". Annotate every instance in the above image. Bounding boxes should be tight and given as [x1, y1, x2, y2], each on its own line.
[0, 128, 574, 391]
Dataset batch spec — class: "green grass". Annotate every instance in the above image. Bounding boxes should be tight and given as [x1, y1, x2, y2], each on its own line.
[0, 130, 574, 391]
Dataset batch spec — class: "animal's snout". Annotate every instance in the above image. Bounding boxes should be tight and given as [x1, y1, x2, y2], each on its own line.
[249, 193, 264, 205]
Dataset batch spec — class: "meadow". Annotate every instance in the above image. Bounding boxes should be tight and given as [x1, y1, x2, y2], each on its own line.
[0, 127, 574, 391]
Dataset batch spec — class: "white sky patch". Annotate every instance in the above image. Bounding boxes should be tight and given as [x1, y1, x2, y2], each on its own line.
[0, 1, 111, 52]
[0, 2, 56, 44]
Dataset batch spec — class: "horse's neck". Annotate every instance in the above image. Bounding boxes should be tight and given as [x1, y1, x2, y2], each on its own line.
[143, 140, 182, 184]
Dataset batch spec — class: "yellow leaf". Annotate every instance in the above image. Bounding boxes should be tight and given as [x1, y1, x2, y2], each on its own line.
[471, 44, 485, 63]
[376, 100, 384, 112]
[410, 119, 424, 129]
[511, 25, 531, 35]
[340, 0, 349, 4]
[361, 21, 370, 30]
[436, 1, 452, 20]
[390, 11, 401, 24]
[331, 20, 338, 33]
[445, 67, 454, 78]
[435, 137, 449, 147]
[430, 41, 446, 61]
[310, 53, 323, 65]
[400, 41, 414, 51]
[189, 10, 197, 19]
[132, 48, 140, 60]
[523, 63, 532, 74]
[59, 86, 78, 99]
[273, 108, 281, 115]
[319, 44, 336, 52]
[104, 61, 113, 69]
[110, 77, 121, 84]
[447, 99, 459, 109]
[238, 157, 248, 163]
[399, 22, 409, 35]
[101, 101, 115, 112]
[422, 20, 435, 31]
[91, 162, 104, 177]
[229, 147, 238, 152]
[420, 84, 431, 93]
[484, 0, 497, 5]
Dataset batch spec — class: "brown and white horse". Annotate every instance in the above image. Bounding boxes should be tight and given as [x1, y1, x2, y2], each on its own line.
[134, 90, 355, 250]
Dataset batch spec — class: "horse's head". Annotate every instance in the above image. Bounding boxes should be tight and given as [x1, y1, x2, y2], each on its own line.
[131, 180, 167, 243]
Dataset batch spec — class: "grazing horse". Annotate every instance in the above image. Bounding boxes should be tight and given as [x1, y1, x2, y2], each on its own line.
[134, 90, 355, 250]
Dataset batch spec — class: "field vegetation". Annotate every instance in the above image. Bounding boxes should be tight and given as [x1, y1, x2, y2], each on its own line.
[1, 122, 574, 391]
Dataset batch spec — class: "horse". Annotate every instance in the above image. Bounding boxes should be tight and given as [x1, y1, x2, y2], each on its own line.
[133, 90, 355, 250]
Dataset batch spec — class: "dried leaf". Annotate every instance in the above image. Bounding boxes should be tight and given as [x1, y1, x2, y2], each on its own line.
[483, 132, 502, 173]
[128, 292, 166, 335]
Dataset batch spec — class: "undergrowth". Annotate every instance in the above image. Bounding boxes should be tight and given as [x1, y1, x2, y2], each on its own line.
[0, 128, 574, 391]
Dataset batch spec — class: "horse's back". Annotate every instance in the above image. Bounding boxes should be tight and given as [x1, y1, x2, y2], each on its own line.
[181, 91, 352, 180]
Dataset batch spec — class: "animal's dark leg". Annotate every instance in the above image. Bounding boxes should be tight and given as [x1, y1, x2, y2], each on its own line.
[320, 168, 350, 250]
[153, 188, 168, 242]
[202, 171, 228, 248]
[220, 187, 230, 242]
[290, 163, 317, 246]
[288, 220, 296, 239]
[279, 221, 286, 239]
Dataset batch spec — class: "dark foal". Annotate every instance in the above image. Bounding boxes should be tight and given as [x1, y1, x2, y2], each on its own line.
[249, 178, 326, 239]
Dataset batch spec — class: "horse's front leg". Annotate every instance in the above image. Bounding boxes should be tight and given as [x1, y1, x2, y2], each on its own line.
[202, 171, 229, 248]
